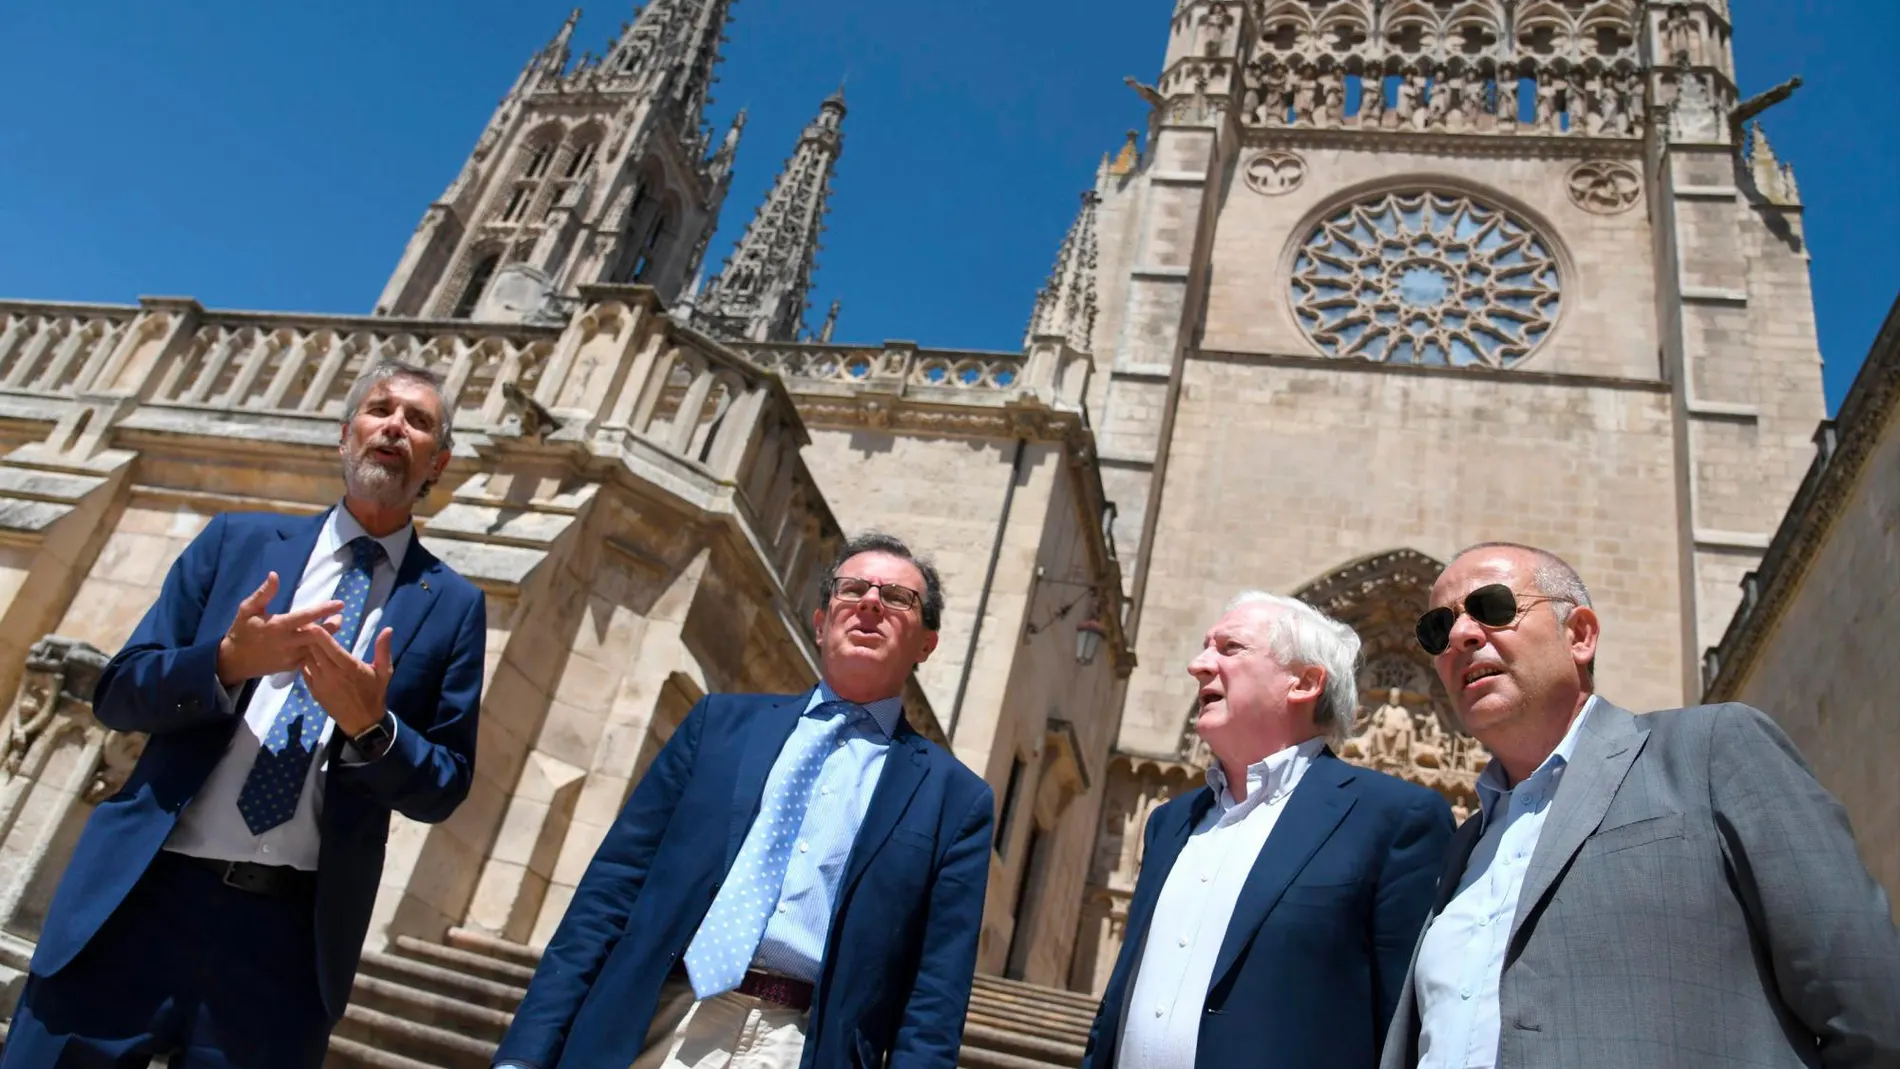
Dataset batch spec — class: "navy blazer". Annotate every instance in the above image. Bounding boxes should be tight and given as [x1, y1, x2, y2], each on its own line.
[1081, 750, 1453, 1069]
[32, 508, 485, 1020]
[495, 691, 995, 1069]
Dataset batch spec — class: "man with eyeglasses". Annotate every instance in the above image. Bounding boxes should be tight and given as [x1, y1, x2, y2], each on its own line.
[1380, 541, 1900, 1069]
[494, 532, 994, 1069]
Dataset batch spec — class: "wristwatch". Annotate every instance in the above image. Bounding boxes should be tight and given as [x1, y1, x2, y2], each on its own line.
[351, 716, 394, 761]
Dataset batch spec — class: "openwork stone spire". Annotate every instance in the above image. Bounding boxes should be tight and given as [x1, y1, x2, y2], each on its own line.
[1026, 192, 1100, 351]
[600, 0, 735, 150]
[694, 92, 846, 343]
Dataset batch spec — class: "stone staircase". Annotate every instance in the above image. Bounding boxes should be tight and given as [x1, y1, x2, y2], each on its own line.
[325, 928, 1094, 1069]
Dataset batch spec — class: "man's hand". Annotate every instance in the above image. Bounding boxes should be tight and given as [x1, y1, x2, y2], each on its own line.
[299, 624, 394, 738]
[215, 573, 343, 687]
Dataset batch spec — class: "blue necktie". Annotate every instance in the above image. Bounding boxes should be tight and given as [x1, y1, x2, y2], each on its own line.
[236, 535, 384, 836]
[683, 701, 857, 999]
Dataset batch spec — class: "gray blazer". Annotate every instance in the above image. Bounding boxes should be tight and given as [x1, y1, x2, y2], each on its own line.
[1380, 700, 1900, 1069]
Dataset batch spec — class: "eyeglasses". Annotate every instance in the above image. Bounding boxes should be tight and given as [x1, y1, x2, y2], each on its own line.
[1415, 583, 1571, 655]
[826, 575, 924, 613]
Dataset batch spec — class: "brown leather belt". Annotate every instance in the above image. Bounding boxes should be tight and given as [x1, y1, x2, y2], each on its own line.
[672, 963, 814, 1012]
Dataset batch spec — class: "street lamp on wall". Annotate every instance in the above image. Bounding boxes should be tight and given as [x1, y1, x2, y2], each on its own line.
[1023, 567, 1106, 667]
[1074, 618, 1106, 666]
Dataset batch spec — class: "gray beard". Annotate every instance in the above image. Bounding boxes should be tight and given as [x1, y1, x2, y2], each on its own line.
[343, 451, 415, 508]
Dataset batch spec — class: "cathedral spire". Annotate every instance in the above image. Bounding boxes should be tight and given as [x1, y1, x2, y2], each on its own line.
[601, 0, 734, 145]
[1026, 191, 1099, 351]
[693, 92, 846, 343]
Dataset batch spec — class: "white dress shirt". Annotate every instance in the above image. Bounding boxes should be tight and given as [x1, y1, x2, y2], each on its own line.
[165, 504, 410, 872]
[1413, 696, 1599, 1069]
[1116, 737, 1327, 1069]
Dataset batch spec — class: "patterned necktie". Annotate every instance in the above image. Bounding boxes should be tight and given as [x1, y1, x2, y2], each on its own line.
[236, 535, 384, 836]
[683, 701, 858, 999]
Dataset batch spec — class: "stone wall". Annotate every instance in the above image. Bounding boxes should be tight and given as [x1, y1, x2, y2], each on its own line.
[1122, 355, 1685, 758]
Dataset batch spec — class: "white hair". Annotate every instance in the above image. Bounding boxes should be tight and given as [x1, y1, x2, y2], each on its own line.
[1224, 591, 1363, 748]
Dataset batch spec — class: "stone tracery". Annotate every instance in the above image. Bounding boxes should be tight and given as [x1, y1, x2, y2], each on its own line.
[1290, 190, 1562, 368]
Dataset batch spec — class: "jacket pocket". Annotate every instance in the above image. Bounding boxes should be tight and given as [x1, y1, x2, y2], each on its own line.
[1586, 811, 1684, 854]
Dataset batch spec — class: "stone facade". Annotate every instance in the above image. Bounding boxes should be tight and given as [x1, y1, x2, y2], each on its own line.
[1704, 296, 1900, 918]
[0, 0, 1864, 1045]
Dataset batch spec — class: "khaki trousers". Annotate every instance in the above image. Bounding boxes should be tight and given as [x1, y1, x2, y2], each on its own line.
[630, 978, 810, 1069]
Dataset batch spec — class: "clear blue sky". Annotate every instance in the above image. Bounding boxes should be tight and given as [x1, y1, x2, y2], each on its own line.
[0, 0, 1890, 412]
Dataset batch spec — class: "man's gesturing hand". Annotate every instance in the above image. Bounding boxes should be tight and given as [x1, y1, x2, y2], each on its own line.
[299, 625, 393, 738]
[215, 572, 343, 687]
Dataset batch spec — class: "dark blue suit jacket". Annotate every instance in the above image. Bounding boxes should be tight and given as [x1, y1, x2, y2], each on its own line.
[495, 691, 995, 1069]
[32, 508, 485, 1019]
[1081, 751, 1452, 1069]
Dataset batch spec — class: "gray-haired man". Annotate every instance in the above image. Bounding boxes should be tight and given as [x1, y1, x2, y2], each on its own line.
[3, 360, 486, 1069]
[1082, 592, 1454, 1069]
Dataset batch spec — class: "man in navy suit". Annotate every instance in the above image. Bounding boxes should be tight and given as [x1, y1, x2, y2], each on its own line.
[1082, 592, 1453, 1069]
[1, 359, 485, 1068]
[494, 532, 994, 1069]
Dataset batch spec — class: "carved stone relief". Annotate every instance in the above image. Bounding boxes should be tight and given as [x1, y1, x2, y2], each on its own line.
[1566, 160, 1644, 214]
[1242, 150, 1307, 196]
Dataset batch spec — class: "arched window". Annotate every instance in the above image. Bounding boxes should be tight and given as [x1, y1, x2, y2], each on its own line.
[452, 254, 500, 319]
[564, 141, 598, 179]
[632, 212, 669, 282]
[524, 143, 555, 179]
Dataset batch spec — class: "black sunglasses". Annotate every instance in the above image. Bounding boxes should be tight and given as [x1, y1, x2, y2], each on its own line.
[1415, 583, 1571, 655]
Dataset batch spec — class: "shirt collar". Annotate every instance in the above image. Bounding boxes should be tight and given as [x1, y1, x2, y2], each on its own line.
[1205, 736, 1327, 811]
[1475, 693, 1598, 820]
[325, 502, 413, 573]
[806, 681, 903, 740]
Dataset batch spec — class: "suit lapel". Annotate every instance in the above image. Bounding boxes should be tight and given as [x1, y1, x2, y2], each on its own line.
[838, 718, 931, 899]
[262, 510, 329, 616]
[378, 535, 440, 667]
[725, 695, 808, 872]
[1207, 753, 1356, 990]
[1508, 701, 1649, 946]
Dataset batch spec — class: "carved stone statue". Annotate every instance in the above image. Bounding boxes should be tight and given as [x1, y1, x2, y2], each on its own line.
[1318, 68, 1346, 127]
[1, 636, 110, 779]
[1568, 72, 1592, 134]
[1395, 73, 1422, 128]
[1425, 72, 1451, 131]
[1535, 72, 1561, 133]
[1663, 4, 1702, 66]
[1262, 61, 1291, 126]
[1292, 65, 1318, 125]
[1367, 689, 1416, 773]
[1594, 74, 1622, 135]
[1358, 72, 1386, 126]
[1496, 72, 1519, 129]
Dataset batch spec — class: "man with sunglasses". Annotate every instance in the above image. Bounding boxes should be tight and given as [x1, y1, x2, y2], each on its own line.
[494, 532, 994, 1069]
[1381, 542, 1900, 1069]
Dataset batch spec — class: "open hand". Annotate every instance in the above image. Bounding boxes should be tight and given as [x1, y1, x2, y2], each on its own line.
[216, 573, 343, 687]
[299, 624, 393, 737]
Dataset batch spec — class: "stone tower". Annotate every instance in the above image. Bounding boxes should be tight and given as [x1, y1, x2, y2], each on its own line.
[691, 92, 847, 343]
[374, 2, 744, 322]
[1069, 0, 1827, 991]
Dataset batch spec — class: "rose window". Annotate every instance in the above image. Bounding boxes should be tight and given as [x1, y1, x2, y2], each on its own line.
[1290, 191, 1561, 368]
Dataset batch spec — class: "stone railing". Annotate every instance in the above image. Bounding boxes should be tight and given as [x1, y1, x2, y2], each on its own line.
[731, 339, 1093, 415]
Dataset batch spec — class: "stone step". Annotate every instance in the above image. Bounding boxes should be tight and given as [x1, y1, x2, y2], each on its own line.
[972, 974, 1101, 1014]
[392, 935, 537, 988]
[444, 927, 543, 970]
[959, 1045, 1084, 1069]
[323, 1033, 450, 1069]
[961, 1020, 1087, 1067]
[331, 1002, 496, 1069]
[359, 947, 527, 1013]
[967, 993, 1097, 1028]
[966, 1007, 1090, 1046]
[348, 973, 514, 1043]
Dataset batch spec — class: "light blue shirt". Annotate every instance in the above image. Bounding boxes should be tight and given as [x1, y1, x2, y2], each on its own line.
[747, 682, 903, 984]
[1413, 696, 1599, 1069]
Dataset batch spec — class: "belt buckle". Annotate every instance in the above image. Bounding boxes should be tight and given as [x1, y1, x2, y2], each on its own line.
[219, 860, 253, 892]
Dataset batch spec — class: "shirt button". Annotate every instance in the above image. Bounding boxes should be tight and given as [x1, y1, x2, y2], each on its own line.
[1154, 1005, 1166, 1017]
[1460, 987, 1472, 1000]
[776, 903, 788, 914]
[1200, 873, 1211, 882]
[1177, 936, 1189, 947]
[797, 841, 810, 853]
[260, 845, 272, 854]
[821, 786, 833, 796]
[1478, 915, 1489, 928]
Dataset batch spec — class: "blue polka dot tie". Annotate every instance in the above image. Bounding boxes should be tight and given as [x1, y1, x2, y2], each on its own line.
[682, 701, 857, 999]
[236, 535, 384, 836]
